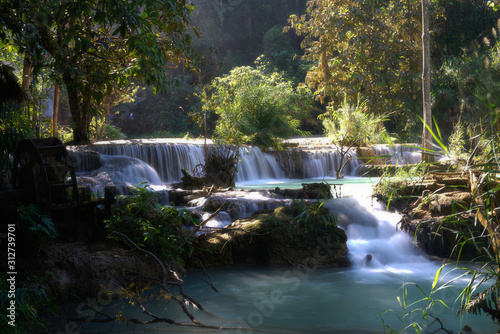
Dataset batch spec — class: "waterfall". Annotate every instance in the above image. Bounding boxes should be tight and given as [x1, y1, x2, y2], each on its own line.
[235, 147, 285, 182]
[90, 141, 205, 182]
[302, 149, 360, 178]
[77, 154, 169, 201]
[370, 144, 421, 165]
[72, 140, 422, 189]
[77, 140, 285, 183]
[323, 194, 432, 274]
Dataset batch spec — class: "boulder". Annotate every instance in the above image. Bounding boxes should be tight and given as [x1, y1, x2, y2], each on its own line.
[189, 205, 349, 268]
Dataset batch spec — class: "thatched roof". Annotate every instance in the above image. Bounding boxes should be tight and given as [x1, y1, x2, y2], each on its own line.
[0, 62, 27, 105]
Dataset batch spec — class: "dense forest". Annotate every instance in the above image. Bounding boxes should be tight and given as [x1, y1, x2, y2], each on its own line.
[2, 0, 500, 152]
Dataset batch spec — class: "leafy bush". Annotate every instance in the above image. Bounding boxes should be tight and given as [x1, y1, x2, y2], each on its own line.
[0, 273, 56, 333]
[17, 204, 58, 243]
[373, 165, 423, 205]
[0, 104, 33, 188]
[320, 94, 388, 178]
[106, 184, 199, 262]
[90, 117, 126, 141]
[320, 94, 388, 147]
[200, 65, 310, 149]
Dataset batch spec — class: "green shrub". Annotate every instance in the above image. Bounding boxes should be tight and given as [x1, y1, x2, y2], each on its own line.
[106, 184, 199, 262]
[200, 65, 310, 149]
[0, 273, 56, 333]
[17, 204, 58, 243]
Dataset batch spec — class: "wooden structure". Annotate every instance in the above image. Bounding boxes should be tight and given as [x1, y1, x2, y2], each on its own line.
[13, 137, 80, 215]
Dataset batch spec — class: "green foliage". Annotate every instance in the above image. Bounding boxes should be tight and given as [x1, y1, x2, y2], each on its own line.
[381, 270, 452, 334]
[447, 121, 467, 169]
[320, 94, 388, 147]
[201, 65, 310, 149]
[373, 165, 423, 206]
[0, 0, 198, 143]
[433, 27, 500, 139]
[291, 199, 340, 237]
[90, 117, 126, 141]
[320, 94, 388, 178]
[433, 0, 500, 60]
[259, 26, 307, 84]
[17, 204, 58, 243]
[106, 184, 199, 262]
[56, 125, 74, 143]
[0, 273, 56, 333]
[0, 104, 33, 176]
[289, 0, 421, 118]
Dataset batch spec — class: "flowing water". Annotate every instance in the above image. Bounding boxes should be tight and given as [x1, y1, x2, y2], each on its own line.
[84, 182, 497, 333]
[74, 140, 497, 333]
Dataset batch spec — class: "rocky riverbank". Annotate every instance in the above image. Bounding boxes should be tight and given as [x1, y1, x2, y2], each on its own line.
[382, 171, 499, 260]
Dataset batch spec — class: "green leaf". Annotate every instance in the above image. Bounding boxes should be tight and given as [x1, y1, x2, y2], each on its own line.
[432, 265, 443, 290]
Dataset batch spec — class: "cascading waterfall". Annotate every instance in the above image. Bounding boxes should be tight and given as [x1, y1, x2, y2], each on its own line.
[235, 147, 285, 182]
[89, 141, 206, 182]
[84, 180, 497, 334]
[323, 194, 433, 274]
[77, 154, 169, 200]
[370, 144, 422, 165]
[302, 149, 360, 178]
[84, 141, 285, 183]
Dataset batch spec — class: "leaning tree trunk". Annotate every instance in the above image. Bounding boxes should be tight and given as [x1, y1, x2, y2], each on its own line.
[421, 0, 433, 162]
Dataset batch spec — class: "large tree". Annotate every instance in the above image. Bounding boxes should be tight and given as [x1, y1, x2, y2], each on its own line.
[0, 0, 198, 143]
[288, 0, 422, 130]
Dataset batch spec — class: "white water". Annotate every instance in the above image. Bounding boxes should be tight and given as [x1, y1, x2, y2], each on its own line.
[73, 139, 387, 185]
[82, 181, 497, 334]
[371, 144, 422, 165]
[77, 154, 169, 196]
[72, 140, 497, 333]
[302, 149, 360, 178]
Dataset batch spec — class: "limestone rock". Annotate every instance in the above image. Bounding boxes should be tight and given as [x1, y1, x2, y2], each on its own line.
[190, 205, 349, 269]
[356, 147, 384, 165]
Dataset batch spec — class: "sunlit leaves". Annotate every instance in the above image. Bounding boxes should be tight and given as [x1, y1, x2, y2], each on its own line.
[289, 0, 422, 116]
[201, 65, 310, 149]
[0, 0, 198, 142]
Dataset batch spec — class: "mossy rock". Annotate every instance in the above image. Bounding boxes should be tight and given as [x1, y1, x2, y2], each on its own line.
[189, 205, 349, 269]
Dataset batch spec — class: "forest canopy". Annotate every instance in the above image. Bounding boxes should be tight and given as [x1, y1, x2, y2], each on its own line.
[1, 0, 500, 147]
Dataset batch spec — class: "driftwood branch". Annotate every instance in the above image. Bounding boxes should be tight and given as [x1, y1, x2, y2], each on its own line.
[109, 231, 271, 332]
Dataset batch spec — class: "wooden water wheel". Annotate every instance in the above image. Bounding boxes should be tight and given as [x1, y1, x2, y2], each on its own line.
[13, 137, 80, 214]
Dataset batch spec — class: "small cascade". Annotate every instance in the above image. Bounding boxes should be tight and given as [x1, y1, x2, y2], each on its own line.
[77, 154, 169, 201]
[303, 149, 360, 178]
[187, 190, 293, 231]
[71, 139, 425, 193]
[78, 140, 286, 183]
[90, 141, 205, 182]
[235, 147, 285, 182]
[371, 144, 422, 165]
[323, 195, 433, 275]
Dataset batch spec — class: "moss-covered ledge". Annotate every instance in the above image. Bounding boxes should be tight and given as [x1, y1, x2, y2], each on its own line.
[188, 204, 350, 269]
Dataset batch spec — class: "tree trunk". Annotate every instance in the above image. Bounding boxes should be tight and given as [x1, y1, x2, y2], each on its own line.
[63, 70, 89, 144]
[421, 0, 433, 162]
[21, 56, 33, 116]
[52, 83, 60, 138]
